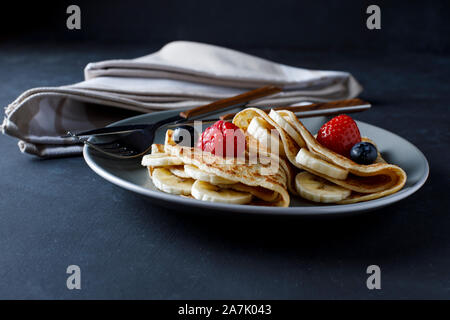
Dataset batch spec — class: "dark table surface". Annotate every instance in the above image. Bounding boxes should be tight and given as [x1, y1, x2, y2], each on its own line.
[0, 43, 448, 299]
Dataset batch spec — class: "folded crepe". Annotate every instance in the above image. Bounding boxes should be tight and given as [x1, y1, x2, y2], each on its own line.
[141, 129, 291, 207]
[232, 108, 407, 204]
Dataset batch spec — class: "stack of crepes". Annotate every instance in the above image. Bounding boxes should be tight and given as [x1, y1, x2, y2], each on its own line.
[232, 108, 407, 204]
[142, 130, 292, 207]
[142, 107, 407, 207]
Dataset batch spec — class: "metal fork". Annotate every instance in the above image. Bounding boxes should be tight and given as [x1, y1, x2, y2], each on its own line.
[70, 86, 282, 159]
[68, 116, 177, 159]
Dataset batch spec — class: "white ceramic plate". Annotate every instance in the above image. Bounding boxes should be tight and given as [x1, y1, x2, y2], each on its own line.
[83, 110, 429, 216]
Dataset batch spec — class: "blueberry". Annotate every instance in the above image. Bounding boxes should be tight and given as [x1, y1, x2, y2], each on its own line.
[173, 125, 196, 147]
[350, 142, 378, 165]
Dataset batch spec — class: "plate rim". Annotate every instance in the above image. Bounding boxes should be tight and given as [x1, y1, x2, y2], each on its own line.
[83, 111, 429, 216]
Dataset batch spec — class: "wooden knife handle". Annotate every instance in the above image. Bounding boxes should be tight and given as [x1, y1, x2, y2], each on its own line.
[220, 98, 370, 120]
[179, 85, 282, 119]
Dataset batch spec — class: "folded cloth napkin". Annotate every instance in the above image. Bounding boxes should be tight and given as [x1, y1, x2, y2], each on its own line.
[1, 41, 362, 157]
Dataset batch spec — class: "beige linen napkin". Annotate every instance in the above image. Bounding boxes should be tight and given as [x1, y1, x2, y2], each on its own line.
[1, 41, 362, 157]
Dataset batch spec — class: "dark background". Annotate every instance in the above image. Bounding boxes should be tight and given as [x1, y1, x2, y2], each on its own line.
[1, 0, 449, 52]
[0, 0, 449, 299]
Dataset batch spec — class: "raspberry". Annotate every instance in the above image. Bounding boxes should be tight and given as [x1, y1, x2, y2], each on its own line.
[197, 120, 245, 157]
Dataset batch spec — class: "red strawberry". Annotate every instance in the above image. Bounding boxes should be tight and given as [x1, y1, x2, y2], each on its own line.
[316, 115, 361, 157]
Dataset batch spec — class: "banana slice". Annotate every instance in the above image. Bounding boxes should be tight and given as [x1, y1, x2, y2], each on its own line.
[295, 171, 351, 203]
[141, 153, 183, 167]
[184, 164, 235, 185]
[295, 148, 348, 180]
[247, 117, 285, 156]
[191, 180, 253, 204]
[169, 165, 190, 178]
[151, 168, 194, 195]
[218, 183, 279, 202]
[268, 109, 305, 147]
